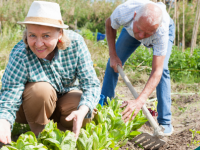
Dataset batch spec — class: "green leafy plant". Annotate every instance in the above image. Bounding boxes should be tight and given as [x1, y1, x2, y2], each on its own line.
[93, 97, 147, 149]
[124, 45, 200, 83]
[84, 122, 113, 150]
[11, 123, 31, 138]
[38, 121, 76, 150]
[1, 97, 148, 150]
[187, 129, 200, 147]
[1, 121, 76, 150]
[178, 106, 187, 113]
[152, 100, 158, 112]
[76, 129, 93, 150]
[1, 131, 47, 150]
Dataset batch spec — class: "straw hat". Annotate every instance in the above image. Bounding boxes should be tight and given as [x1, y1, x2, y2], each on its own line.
[17, 1, 68, 29]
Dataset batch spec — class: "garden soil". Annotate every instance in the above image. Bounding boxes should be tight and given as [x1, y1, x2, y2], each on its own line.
[116, 86, 200, 150]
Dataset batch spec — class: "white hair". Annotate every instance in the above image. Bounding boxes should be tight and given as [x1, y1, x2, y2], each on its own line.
[134, 3, 163, 26]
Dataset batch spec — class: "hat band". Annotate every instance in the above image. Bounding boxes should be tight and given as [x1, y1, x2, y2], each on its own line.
[24, 17, 64, 27]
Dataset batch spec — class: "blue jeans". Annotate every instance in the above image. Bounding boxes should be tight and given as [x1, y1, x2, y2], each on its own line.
[101, 19, 175, 125]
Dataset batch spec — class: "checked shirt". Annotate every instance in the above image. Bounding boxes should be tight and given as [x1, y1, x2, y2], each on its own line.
[0, 30, 101, 129]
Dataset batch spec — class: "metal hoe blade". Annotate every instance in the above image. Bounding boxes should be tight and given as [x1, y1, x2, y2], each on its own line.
[132, 133, 165, 150]
[117, 66, 166, 149]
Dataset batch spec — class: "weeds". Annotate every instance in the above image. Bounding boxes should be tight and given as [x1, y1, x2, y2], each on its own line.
[188, 129, 200, 147]
[178, 106, 187, 113]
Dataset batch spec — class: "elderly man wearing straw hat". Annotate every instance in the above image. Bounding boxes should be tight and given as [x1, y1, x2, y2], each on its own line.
[101, 0, 175, 136]
[0, 1, 100, 144]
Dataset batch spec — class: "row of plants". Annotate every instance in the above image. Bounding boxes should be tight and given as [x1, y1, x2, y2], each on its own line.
[125, 46, 200, 83]
[1, 97, 148, 150]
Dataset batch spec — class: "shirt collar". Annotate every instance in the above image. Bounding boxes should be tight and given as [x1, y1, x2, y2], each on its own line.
[42, 47, 59, 62]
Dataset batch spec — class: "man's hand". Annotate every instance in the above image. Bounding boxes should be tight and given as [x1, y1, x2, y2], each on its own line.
[120, 100, 144, 122]
[120, 55, 165, 122]
[0, 119, 11, 144]
[65, 105, 89, 140]
[105, 17, 122, 73]
[110, 55, 122, 73]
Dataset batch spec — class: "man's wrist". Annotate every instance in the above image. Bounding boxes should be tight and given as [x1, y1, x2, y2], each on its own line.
[136, 95, 147, 106]
[109, 52, 118, 59]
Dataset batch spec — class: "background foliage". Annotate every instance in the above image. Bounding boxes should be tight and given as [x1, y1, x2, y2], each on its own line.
[0, 0, 200, 46]
[0, 0, 200, 84]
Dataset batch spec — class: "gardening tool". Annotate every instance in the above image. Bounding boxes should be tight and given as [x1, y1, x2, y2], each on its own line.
[117, 65, 166, 150]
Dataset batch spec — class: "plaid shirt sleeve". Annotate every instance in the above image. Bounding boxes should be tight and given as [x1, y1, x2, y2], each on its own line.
[0, 49, 27, 129]
[76, 37, 101, 118]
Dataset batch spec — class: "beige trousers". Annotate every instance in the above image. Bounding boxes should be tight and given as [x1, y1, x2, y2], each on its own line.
[15, 82, 95, 131]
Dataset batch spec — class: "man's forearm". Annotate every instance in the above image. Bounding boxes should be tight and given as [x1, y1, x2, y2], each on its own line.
[136, 55, 165, 104]
[105, 17, 117, 57]
[137, 69, 162, 104]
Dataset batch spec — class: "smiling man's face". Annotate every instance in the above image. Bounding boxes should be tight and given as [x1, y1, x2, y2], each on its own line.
[133, 16, 159, 40]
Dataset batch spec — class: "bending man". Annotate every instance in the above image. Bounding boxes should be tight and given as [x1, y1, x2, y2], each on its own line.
[101, 0, 175, 136]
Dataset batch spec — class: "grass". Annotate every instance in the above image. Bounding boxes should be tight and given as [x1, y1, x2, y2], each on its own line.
[0, 0, 122, 33]
[0, 23, 23, 70]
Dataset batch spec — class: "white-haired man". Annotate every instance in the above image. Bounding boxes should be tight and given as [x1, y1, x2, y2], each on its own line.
[101, 0, 175, 136]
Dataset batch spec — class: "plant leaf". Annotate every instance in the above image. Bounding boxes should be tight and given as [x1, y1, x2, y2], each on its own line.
[43, 138, 61, 150]
[60, 131, 76, 150]
[76, 138, 86, 150]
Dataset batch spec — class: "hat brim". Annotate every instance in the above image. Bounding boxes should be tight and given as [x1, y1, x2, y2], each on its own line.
[17, 21, 69, 29]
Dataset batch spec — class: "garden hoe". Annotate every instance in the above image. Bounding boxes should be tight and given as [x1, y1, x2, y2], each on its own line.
[117, 65, 166, 150]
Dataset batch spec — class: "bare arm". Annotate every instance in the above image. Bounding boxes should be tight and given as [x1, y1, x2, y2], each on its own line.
[106, 17, 117, 57]
[0, 119, 11, 144]
[137, 55, 165, 104]
[106, 17, 122, 72]
[66, 105, 89, 139]
[121, 55, 165, 121]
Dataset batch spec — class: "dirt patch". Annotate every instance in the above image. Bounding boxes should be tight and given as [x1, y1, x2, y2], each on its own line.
[118, 123, 200, 150]
[159, 124, 200, 150]
[173, 94, 200, 104]
[115, 86, 200, 150]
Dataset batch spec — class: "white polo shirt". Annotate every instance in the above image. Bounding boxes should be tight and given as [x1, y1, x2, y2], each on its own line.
[110, 0, 171, 56]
